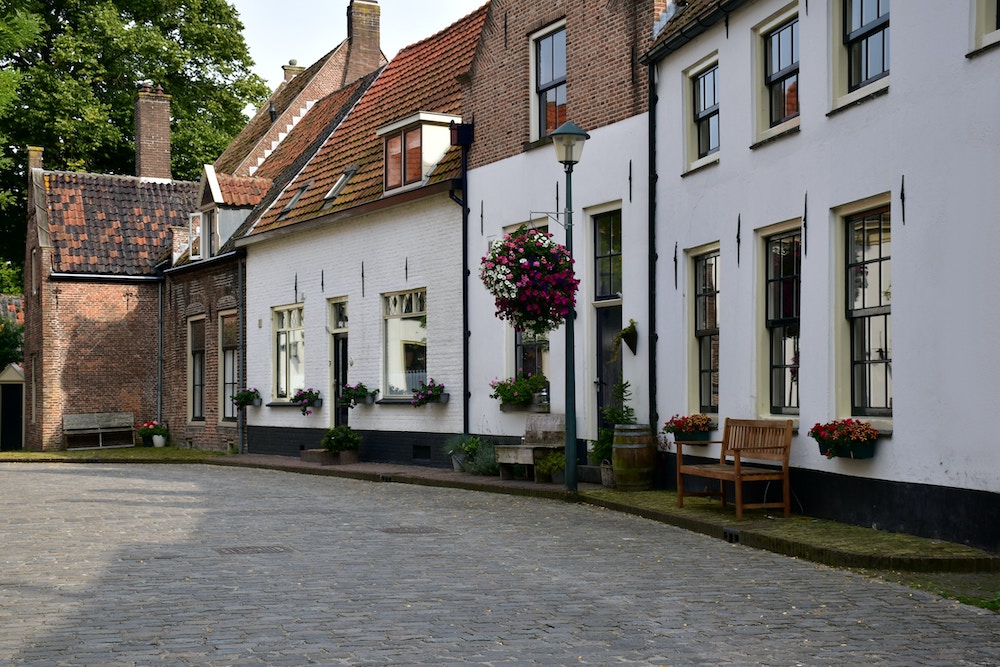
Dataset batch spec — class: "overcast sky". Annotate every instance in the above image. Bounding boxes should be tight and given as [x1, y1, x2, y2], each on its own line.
[230, 0, 486, 91]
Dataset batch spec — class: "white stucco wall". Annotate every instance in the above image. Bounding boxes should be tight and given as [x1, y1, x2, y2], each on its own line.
[650, 1, 1000, 492]
[243, 194, 465, 435]
[467, 114, 650, 442]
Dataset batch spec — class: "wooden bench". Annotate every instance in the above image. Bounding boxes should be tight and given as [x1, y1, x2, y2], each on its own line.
[63, 412, 135, 449]
[676, 418, 793, 519]
[495, 414, 564, 481]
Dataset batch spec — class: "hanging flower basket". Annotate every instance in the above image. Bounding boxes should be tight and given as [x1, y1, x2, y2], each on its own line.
[480, 226, 579, 335]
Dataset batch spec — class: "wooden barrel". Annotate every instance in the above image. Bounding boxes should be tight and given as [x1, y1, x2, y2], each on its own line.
[611, 424, 656, 491]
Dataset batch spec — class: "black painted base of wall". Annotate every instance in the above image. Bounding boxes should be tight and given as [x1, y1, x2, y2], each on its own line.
[659, 452, 1000, 554]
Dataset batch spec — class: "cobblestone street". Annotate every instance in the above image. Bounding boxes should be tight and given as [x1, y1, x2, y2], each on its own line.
[1, 463, 998, 666]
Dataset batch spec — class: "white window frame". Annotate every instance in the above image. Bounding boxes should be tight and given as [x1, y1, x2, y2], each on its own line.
[219, 311, 238, 423]
[189, 212, 202, 260]
[753, 5, 801, 144]
[683, 53, 720, 173]
[383, 289, 427, 398]
[529, 20, 567, 143]
[273, 303, 305, 400]
[189, 316, 206, 423]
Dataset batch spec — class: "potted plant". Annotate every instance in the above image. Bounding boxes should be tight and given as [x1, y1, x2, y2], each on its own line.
[291, 388, 322, 415]
[662, 413, 716, 442]
[320, 425, 361, 464]
[489, 373, 548, 411]
[232, 387, 262, 409]
[445, 435, 481, 471]
[480, 226, 580, 335]
[534, 450, 566, 484]
[137, 420, 168, 447]
[340, 382, 378, 408]
[808, 418, 880, 459]
[609, 319, 638, 363]
[411, 379, 447, 406]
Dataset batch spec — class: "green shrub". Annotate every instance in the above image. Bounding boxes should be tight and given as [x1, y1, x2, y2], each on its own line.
[464, 439, 499, 476]
[321, 425, 361, 452]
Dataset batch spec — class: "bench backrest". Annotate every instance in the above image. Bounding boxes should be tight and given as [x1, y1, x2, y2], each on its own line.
[63, 412, 134, 431]
[524, 413, 565, 446]
[720, 418, 793, 465]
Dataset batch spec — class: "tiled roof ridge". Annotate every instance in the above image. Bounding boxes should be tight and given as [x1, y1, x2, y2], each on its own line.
[40, 168, 196, 185]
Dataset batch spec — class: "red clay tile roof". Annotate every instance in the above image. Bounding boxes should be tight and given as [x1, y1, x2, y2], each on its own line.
[215, 173, 272, 208]
[644, 0, 745, 62]
[248, 4, 488, 235]
[0, 295, 24, 326]
[40, 171, 198, 276]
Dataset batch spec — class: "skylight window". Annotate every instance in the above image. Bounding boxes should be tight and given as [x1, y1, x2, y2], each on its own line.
[278, 182, 312, 220]
[325, 166, 358, 202]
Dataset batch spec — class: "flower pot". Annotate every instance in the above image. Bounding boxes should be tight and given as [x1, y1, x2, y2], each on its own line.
[141, 435, 153, 448]
[251, 397, 262, 407]
[600, 460, 615, 488]
[817, 440, 876, 459]
[364, 394, 375, 404]
[499, 401, 530, 412]
[674, 431, 711, 443]
[451, 454, 466, 472]
[337, 450, 359, 465]
[551, 469, 565, 485]
[434, 393, 449, 404]
[152, 434, 167, 448]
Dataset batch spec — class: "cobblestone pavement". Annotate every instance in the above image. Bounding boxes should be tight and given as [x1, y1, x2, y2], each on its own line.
[1, 464, 999, 666]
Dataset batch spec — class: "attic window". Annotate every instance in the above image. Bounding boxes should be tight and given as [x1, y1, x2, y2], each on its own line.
[189, 212, 203, 259]
[278, 182, 312, 220]
[385, 127, 422, 190]
[324, 166, 358, 202]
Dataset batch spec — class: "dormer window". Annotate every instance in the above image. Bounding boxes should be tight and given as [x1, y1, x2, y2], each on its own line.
[385, 127, 422, 190]
[377, 112, 461, 195]
[189, 212, 203, 259]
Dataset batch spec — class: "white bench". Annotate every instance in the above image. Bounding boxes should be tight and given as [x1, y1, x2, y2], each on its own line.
[63, 412, 135, 449]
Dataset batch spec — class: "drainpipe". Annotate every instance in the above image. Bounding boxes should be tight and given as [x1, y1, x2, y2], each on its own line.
[646, 62, 659, 433]
[157, 280, 164, 423]
[237, 251, 245, 454]
[449, 122, 474, 437]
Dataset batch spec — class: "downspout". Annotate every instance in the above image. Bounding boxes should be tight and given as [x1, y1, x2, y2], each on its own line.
[646, 61, 659, 433]
[237, 251, 245, 454]
[449, 121, 474, 437]
[157, 280, 164, 423]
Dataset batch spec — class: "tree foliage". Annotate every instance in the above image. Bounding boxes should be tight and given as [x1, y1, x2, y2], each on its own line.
[0, 0, 270, 269]
[0, 317, 23, 368]
[0, 261, 23, 294]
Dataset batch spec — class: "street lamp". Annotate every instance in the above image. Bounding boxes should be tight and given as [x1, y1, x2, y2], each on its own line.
[550, 121, 589, 492]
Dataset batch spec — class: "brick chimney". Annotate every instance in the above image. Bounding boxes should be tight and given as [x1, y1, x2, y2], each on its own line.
[135, 82, 172, 180]
[344, 0, 381, 84]
[27, 146, 43, 208]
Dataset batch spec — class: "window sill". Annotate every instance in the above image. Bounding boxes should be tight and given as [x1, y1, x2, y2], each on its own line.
[759, 415, 800, 433]
[523, 135, 554, 153]
[828, 78, 889, 117]
[750, 119, 800, 151]
[967, 31, 1000, 58]
[681, 153, 720, 178]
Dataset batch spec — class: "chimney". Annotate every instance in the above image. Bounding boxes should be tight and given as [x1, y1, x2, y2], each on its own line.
[135, 82, 172, 180]
[27, 146, 43, 208]
[282, 59, 305, 82]
[344, 0, 381, 84]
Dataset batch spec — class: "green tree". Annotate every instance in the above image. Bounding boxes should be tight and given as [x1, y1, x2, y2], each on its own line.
[0, 0, 269, 270]
[0, 261, 24, 294]
[0, 316, 23, 368]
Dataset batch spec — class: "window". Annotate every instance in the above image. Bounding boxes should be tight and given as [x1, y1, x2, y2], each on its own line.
[972, 0, 1000, 52]
[845, 0, 889, 91]
[189, 212, 202, 259]
[765, 18, 799, 127]
[278, 183, 311, 221]
[220, 313, 238, 421]
[766, 230, 801, 414]
[533, 25, 566, 139]
[385, 127, 422, 190]
[190, 318, 205, 421]
[694, 252, 720, 413]
[274, 304, 304, 399]
[384, 290, 427, 397]
[594, 210, 622, 300]
[515, 330, 549, 379]
[693, 65, 720, 158]
[325, 166, 357, 202]
[846, 208, 891, 416]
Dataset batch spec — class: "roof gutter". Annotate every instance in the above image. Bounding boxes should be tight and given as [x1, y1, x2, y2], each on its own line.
[235, 180, 459, 248]
[639, 0, 749, 65]
[48, 272, 163, 283]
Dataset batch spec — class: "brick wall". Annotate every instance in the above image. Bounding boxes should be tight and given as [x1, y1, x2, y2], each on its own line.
[163, 257, 243, 452]
[466, 0, 655, 170]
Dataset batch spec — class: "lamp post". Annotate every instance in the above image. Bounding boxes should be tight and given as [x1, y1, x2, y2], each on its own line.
[550, 121, 589, 493]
